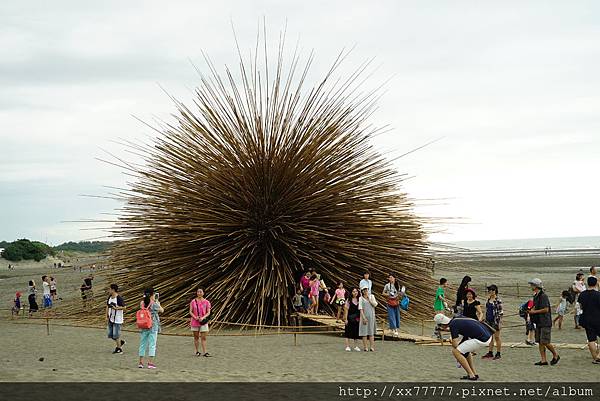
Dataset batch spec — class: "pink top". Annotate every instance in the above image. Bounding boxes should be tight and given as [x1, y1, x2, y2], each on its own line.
[310, 280, 320, 296]
[190, 298, 211, 327]
[335, 288, 345, 299]
[300, 276, 310, 290]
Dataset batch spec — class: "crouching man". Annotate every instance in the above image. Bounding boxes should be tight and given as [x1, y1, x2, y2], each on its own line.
[433, 314, 493, 381]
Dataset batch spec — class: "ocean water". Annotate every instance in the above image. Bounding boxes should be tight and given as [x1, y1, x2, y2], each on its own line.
[448, 236, 600, 250]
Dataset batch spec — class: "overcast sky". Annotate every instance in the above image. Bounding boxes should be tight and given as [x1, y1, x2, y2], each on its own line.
[1, 1, 599, 245]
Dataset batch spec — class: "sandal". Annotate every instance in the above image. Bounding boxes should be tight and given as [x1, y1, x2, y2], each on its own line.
[460, 375, 479, 380]
[592, 359, 600, 364]
[195, 352, 202, 356]
[138, 364, 144, 369]
[203, 352, 212, 357]
[534, 361, 548, 366]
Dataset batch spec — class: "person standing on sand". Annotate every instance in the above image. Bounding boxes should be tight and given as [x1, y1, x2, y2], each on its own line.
[589, 266, 598, 286]
[577, 276, 600, 364]
[358, 286, 378, 351]
[49, 277, 57, 301]
[481, 285, 503, 360]
[455, 276, 472, 315]
[330, 282, 346, 322]
[190, 288, 212, 357]
[343, 287, 361, 352]
[106, 284, 126, 354]
[138, 288, 163, 369]
[434, 278, 449, 313]
[527, 278, 560, 366]
[359, 271, 372, 295]
[552, 291, 569, 330]
[573, 273, 586, 329]
[41, 276, 52, 309]
[12, 292, 22, 317]
[434, 314, 492, 381]
[383, 274, 403, 336]
[28, 280, 38, 316]
[462, 289, 482, 321]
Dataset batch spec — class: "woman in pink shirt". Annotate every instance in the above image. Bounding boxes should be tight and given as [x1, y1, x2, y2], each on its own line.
[189, 288, 211, 357]
[330, 282, 347, 322]
[309, 274, 320, 314]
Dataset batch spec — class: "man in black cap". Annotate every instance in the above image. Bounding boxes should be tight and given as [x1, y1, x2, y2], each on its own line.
[527, 278, 559, 366]
[578, 276, 600, 363]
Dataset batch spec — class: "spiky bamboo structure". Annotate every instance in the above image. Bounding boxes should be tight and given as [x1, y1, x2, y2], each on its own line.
[98, 43, 434, 328]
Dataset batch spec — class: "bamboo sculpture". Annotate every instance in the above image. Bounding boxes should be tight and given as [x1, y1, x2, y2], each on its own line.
[96, 42, 435, 328]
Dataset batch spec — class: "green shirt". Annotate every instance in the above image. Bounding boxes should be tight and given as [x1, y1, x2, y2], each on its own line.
[434, 286, 445, 311]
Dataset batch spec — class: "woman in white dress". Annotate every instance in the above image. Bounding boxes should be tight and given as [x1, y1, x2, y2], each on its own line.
[359, 286, 378, 351]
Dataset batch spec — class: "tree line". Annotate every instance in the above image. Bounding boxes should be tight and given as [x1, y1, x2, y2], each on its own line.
[0, 239, 114, 262]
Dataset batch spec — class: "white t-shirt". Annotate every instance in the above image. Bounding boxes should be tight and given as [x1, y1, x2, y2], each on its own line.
[42, 281, 50, 296]
[359, 279, 372, 294]
[107, 295, 125, 324]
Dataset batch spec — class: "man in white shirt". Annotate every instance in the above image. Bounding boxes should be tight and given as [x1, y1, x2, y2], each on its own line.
[41, 275, 52, 308]
[106, 284, 126, 354]
[359, 271, 372, 295]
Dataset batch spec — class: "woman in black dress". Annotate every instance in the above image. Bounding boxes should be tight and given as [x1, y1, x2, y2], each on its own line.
[343, 287, 361, 352]
[455, 275, 472, 315]
[462, 288, 483, 321]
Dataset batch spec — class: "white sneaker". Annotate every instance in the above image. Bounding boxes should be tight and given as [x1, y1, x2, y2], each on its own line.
[345, 346, 351, 352]
[354, 346, 361, 352]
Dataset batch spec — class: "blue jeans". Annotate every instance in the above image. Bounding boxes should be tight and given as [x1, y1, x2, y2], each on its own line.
[139, 330, 157, 357]
[301, 293, 310, 310]
[387, 305, 400, 329]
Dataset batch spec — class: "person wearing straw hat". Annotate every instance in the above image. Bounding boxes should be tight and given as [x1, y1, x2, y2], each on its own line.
[433, 313, 492, 381]
[527, 278, 560, 366]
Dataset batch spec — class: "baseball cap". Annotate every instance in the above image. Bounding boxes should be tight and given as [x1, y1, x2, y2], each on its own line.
[433, 313, 451, 325]
[528, 278, 543, 288]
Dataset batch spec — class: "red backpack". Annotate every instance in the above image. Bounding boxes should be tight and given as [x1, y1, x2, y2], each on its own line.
[136, 301, 153, 329]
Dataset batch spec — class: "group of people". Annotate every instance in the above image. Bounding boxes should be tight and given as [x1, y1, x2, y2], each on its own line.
[14, 276, 59, 317]
[433, 267, 600, 381]
[104, 284, 212, 369]
[295, 270, 409, 352]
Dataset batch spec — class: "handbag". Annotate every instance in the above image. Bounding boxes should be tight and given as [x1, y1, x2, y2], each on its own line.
[400, 295, 410, 311]
[387, 297, 399, 307]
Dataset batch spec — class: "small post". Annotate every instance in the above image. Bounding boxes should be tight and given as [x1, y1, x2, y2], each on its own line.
[46, 317, 50, 336]
[294, 332, 297, 346]
[421, 319, 425, 337]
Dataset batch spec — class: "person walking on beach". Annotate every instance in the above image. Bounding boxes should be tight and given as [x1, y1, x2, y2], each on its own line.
[553, 291, 569, 330]
[434, 314, 492, 381]
[577, 276, 600, 363]
[190, 288, 211, 357]
[138, 288, 163, 369]
[41, 276, 52, 309]
[481, 285, 503, 360]
[455, 276, 472, 315]
[527, 278, 560, 366]
[343, 287, 361, 352]
[292, 289, 304, 313]
[383, 274, 403, 336]
[359, 285, 378, 351]
[573, 273, 586, 329]
[434, 278, 449, 313]
[27, 280, 38, 316]
[589, 266, 597, 282]
[330, 282, 346, 322]
[106, 284, 126, 354]
[359, 271, 372, 295]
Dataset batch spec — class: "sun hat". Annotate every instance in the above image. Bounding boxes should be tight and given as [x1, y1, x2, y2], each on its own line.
[360, 284, 369, 291]
[527, 278, 543, 289]
[465, 288, 476, 297]
[433, 313, 451, 325]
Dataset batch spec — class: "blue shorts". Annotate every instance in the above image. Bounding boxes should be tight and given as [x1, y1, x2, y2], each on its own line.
[107, 322, 122, 339]
[43, 295, 52, 308]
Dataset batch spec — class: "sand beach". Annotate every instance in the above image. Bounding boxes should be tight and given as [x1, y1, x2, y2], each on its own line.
[1, 252, 598, 382]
